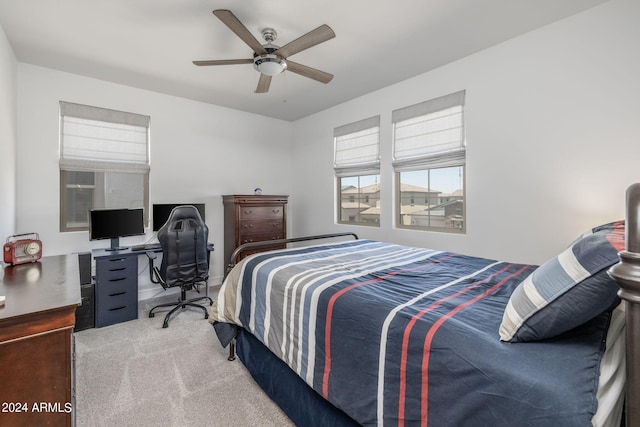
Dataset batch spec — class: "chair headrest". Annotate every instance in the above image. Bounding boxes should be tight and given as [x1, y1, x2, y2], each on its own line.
[162, 205, 204, 230]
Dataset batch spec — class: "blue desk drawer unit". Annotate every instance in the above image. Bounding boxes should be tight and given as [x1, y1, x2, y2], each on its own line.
[95, 255, 138, 327]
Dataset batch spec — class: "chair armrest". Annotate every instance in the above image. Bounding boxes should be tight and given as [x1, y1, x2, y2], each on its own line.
[207, 243, 214, 252]
[146, 250, 161, 284]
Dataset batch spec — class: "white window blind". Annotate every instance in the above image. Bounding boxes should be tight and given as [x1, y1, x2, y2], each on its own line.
[392, 90, 465, 171]
[334, 116, 380, 177]
[59, 102, 150, 173]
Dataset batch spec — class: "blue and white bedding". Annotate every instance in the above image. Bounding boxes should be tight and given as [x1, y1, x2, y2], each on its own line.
[211, 239, 618, 426]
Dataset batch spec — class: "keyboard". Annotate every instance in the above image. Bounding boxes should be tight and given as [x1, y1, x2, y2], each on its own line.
[130, 243, 161, 251]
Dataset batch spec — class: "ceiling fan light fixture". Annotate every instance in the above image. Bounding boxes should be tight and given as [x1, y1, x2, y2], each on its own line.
[196, 10, 335, 93]
[253, 54, 287, 76]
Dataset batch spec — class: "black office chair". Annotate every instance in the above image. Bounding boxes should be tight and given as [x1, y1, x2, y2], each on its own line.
[147, 205, 214, 328]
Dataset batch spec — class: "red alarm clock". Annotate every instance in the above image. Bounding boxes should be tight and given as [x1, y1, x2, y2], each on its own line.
[3, 233, 43, 265]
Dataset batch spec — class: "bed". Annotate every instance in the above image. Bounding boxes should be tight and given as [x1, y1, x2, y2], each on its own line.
[210, 184, 640, 427]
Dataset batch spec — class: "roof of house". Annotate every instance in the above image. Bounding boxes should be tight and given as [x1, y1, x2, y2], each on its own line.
[341, 183, 440, 195]
[359, 206, 380, 215]
[341, 202, 371, 209]
[440, 189, 464, 197]
[399, 204, 430, 214]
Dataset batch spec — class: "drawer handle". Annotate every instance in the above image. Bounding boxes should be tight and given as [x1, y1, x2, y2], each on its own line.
[108, 258, 127, 263]
[108, 277, 127, 282]
[109, 291, 126, 297]
[108, 306, 126, 312]
[108, 267, 127, 272]
[243, 224, 254, 229]
[272, 209, 280, 214]
[243, 209, 252, 215]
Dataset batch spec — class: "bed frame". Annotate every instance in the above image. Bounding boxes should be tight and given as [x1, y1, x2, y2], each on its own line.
[220, 184, 640, 427]
[609, 182, 640, 427]
[225, 231, 360, 276]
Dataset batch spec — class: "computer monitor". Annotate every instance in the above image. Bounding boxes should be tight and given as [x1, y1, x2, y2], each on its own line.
[89, 208, 145, 251]
[152, 203, 206, 231]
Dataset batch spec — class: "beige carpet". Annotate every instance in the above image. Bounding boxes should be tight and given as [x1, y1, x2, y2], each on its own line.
[74, 293, 294, 427]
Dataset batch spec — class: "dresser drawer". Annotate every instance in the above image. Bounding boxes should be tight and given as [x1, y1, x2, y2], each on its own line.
[239, 205, 285, 220]
[239, 232, 285, 245]
[239, 219, 283, 235]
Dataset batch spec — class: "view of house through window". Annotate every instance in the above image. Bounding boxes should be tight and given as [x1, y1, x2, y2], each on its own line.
[398, 166, 464, 230]
[338, 174, 380, 225]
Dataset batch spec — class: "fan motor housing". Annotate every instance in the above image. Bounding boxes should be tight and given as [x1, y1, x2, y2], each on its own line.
[253, 47, 287, 76]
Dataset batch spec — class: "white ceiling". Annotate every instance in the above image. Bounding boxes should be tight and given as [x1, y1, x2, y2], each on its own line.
[0, 0, 608, 121]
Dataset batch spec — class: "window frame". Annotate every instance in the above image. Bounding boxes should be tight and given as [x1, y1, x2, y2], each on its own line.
[334, 116, 381, 227]
[395, 166, 466, 233]
[336, 174, 381, 227]
[392, 91, 466, 233]
[58, 102, 150, 232]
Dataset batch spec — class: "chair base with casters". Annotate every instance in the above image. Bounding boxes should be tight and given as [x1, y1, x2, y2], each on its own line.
[146, 205, 215, 328]
[148, 282, 213, 328]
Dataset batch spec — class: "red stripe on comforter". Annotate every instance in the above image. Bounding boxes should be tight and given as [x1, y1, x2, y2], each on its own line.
[322, 254, 457, 398]
[417, 264, 529, 427]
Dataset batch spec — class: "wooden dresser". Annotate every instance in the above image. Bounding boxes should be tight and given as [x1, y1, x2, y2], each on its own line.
[223, 195, 288, 267]
[0, 255, 81, 426]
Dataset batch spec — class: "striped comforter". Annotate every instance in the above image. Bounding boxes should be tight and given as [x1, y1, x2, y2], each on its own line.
[211, 239, 610, 426]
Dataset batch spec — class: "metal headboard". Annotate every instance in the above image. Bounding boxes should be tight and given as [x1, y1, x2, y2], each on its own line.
[225, 232, 359, 277]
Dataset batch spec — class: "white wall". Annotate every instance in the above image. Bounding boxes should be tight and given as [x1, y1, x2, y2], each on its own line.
[16, 64, 293, 291]
[8, 0, 640, 296]
[290, 0, 640, 265]
[0, 24, 17, 241]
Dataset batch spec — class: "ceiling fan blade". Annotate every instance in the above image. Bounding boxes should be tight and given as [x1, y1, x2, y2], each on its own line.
[255, 74, 272, 93]
[213, 9, 268, 55]
[193, 59, 253, 66]
[285, 60, 334, 84]
[273, 24, 335, 58]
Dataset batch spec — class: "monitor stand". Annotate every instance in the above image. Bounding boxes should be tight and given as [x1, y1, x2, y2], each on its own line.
[105, 237, 129, 251]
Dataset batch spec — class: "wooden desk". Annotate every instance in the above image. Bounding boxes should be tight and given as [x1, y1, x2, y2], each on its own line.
[0, 255, 81, 427]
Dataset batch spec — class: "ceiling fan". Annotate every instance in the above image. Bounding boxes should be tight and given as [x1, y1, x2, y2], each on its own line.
[193, 9, 336, 93]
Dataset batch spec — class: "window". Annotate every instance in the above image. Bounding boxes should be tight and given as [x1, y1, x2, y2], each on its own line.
[338, 175, 380, 225]
[59, 102, 150, 232]
[334, 116, 380, 226]
[392, 90, 466, 232]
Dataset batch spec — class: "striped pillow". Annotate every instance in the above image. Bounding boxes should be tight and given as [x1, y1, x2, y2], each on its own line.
[499, 221, 624, 342]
